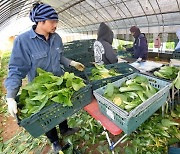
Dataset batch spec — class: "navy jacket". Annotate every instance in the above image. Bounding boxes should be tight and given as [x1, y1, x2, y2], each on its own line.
[128, 34, 148, 60]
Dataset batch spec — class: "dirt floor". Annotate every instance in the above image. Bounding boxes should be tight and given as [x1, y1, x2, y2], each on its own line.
[0, 113, 52, 154]
[0, 77, 52, 154]
[0, 114, 21, 142]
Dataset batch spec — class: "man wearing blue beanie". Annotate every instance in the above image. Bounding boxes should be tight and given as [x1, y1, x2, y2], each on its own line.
[5, 2, 84, 153]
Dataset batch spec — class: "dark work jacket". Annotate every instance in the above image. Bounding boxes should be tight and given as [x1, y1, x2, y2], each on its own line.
[94, 22, 118, 64]
[128, 34, 148, 60]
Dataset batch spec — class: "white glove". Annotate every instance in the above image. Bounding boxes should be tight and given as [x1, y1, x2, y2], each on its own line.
[6, 98, 17, 117]
[118, 57, 127, 63]
[70, 61, 85, 71]
[136, 57, 142, 62]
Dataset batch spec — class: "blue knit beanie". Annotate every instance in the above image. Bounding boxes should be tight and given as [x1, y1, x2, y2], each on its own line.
[30, 3, 58, 22]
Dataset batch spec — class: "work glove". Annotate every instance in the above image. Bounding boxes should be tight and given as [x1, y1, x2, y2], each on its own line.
[136, 57, 142, 62]
[118, 57, 127, 63]
[6, 98, 17, 117]
[70, 61, 85, 71]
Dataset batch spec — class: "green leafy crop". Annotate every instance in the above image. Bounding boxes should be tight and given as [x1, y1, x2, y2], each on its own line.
[18, 68, 86, 119]
[89, 64, 121, 81]
[103, 76, 158, 112]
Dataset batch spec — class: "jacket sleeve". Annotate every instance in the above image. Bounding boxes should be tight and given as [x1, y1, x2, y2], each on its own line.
[126, 47, 134, 52]
[139, 37, 148, 59]
[4, 37, 31, 98]
[104, 42, 118, 64]
[60, 55, 71, 67]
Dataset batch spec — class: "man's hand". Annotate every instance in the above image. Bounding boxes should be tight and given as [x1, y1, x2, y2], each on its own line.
[6, 98, 17, 117]
[70, 61, 85, 71]
[136, 57, 142, 62]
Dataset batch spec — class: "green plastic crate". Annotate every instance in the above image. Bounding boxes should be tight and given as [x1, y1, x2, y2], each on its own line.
[64, 51, 94, 79]
[63, 39, 95, 56]
[17, 85, 92, 138]
[84, 62, 139, 90]
[65, 52, 94, 67]
[93, 73, 172, 134]
[117, 51, 133, 58]
[173, 51, 180, 59]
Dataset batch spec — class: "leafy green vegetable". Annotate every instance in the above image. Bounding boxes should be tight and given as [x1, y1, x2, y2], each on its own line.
[174, 71, 180, 89]
[18, 68, 86, 119]
[154, 66, 180, 86]
[89, 64, 120, 81]
[134, 75, 148, 84]
[124, 108, 180, 154]
[103, 75, 159, 112]
[104, 83, 114, 97]
[161, 119, 179, 127]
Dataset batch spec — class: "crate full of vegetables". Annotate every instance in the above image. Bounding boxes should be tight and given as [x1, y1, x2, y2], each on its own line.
[16, 68, 92, 138]
[93, 73, 172, 134]
[84, 62, 139, 90]
[153, 65, 180, 90]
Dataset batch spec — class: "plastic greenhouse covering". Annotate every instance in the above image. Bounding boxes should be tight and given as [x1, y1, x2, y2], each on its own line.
[0, 0, 180, 35]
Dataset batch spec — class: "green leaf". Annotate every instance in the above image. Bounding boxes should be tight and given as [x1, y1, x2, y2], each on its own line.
[119, 84, 143, 92]
[28, 106, 40, 114]
[23, 82, 40, 91]
[160, 130, 171, 138]
[84, 134, 90, 140]
[174, 71, 180, 89]
[72, 80, 85, 91]
[125, 146, 136, 154]
[20, 109, 28, 114]
[44, 83, 56, 89]
[137, 91, 146, 102]
[154, 71, 167, 79]
[161, 119, 179, 127]
[125, 103, 137, 111]
[56, 77, 63, 85]
[66, 79, 72, 87]
[104, 83, 114, 97]
[63, 96, 73, 106]
[19, 89, 28, 104]
[31, 94, 46, 101]
[36, 96, 48, 112]
[134, 75, 148, 84]
[64, 72, 75, 80]
[51, 96, 62, 104]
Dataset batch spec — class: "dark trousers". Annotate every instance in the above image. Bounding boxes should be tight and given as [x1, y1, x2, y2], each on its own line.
[45, 120, 68, 143]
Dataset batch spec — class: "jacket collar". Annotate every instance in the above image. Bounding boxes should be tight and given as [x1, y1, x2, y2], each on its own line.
[29, 25, 38, 39]
[29, 25, 56, 41]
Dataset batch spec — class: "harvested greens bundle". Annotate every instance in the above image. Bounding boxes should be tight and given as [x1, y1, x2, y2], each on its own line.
[18, 68, 86, 119]
[103, 76, 158, 112]
[154, 66, 180, 89]
[89, 64, 120, 81]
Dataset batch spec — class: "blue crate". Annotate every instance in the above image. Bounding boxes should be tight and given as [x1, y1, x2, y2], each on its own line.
[168, 147, 180, 154]
[93, 73, 172, 134]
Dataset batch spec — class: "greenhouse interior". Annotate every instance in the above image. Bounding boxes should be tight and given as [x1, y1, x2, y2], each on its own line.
[0, 0, 180, 154]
